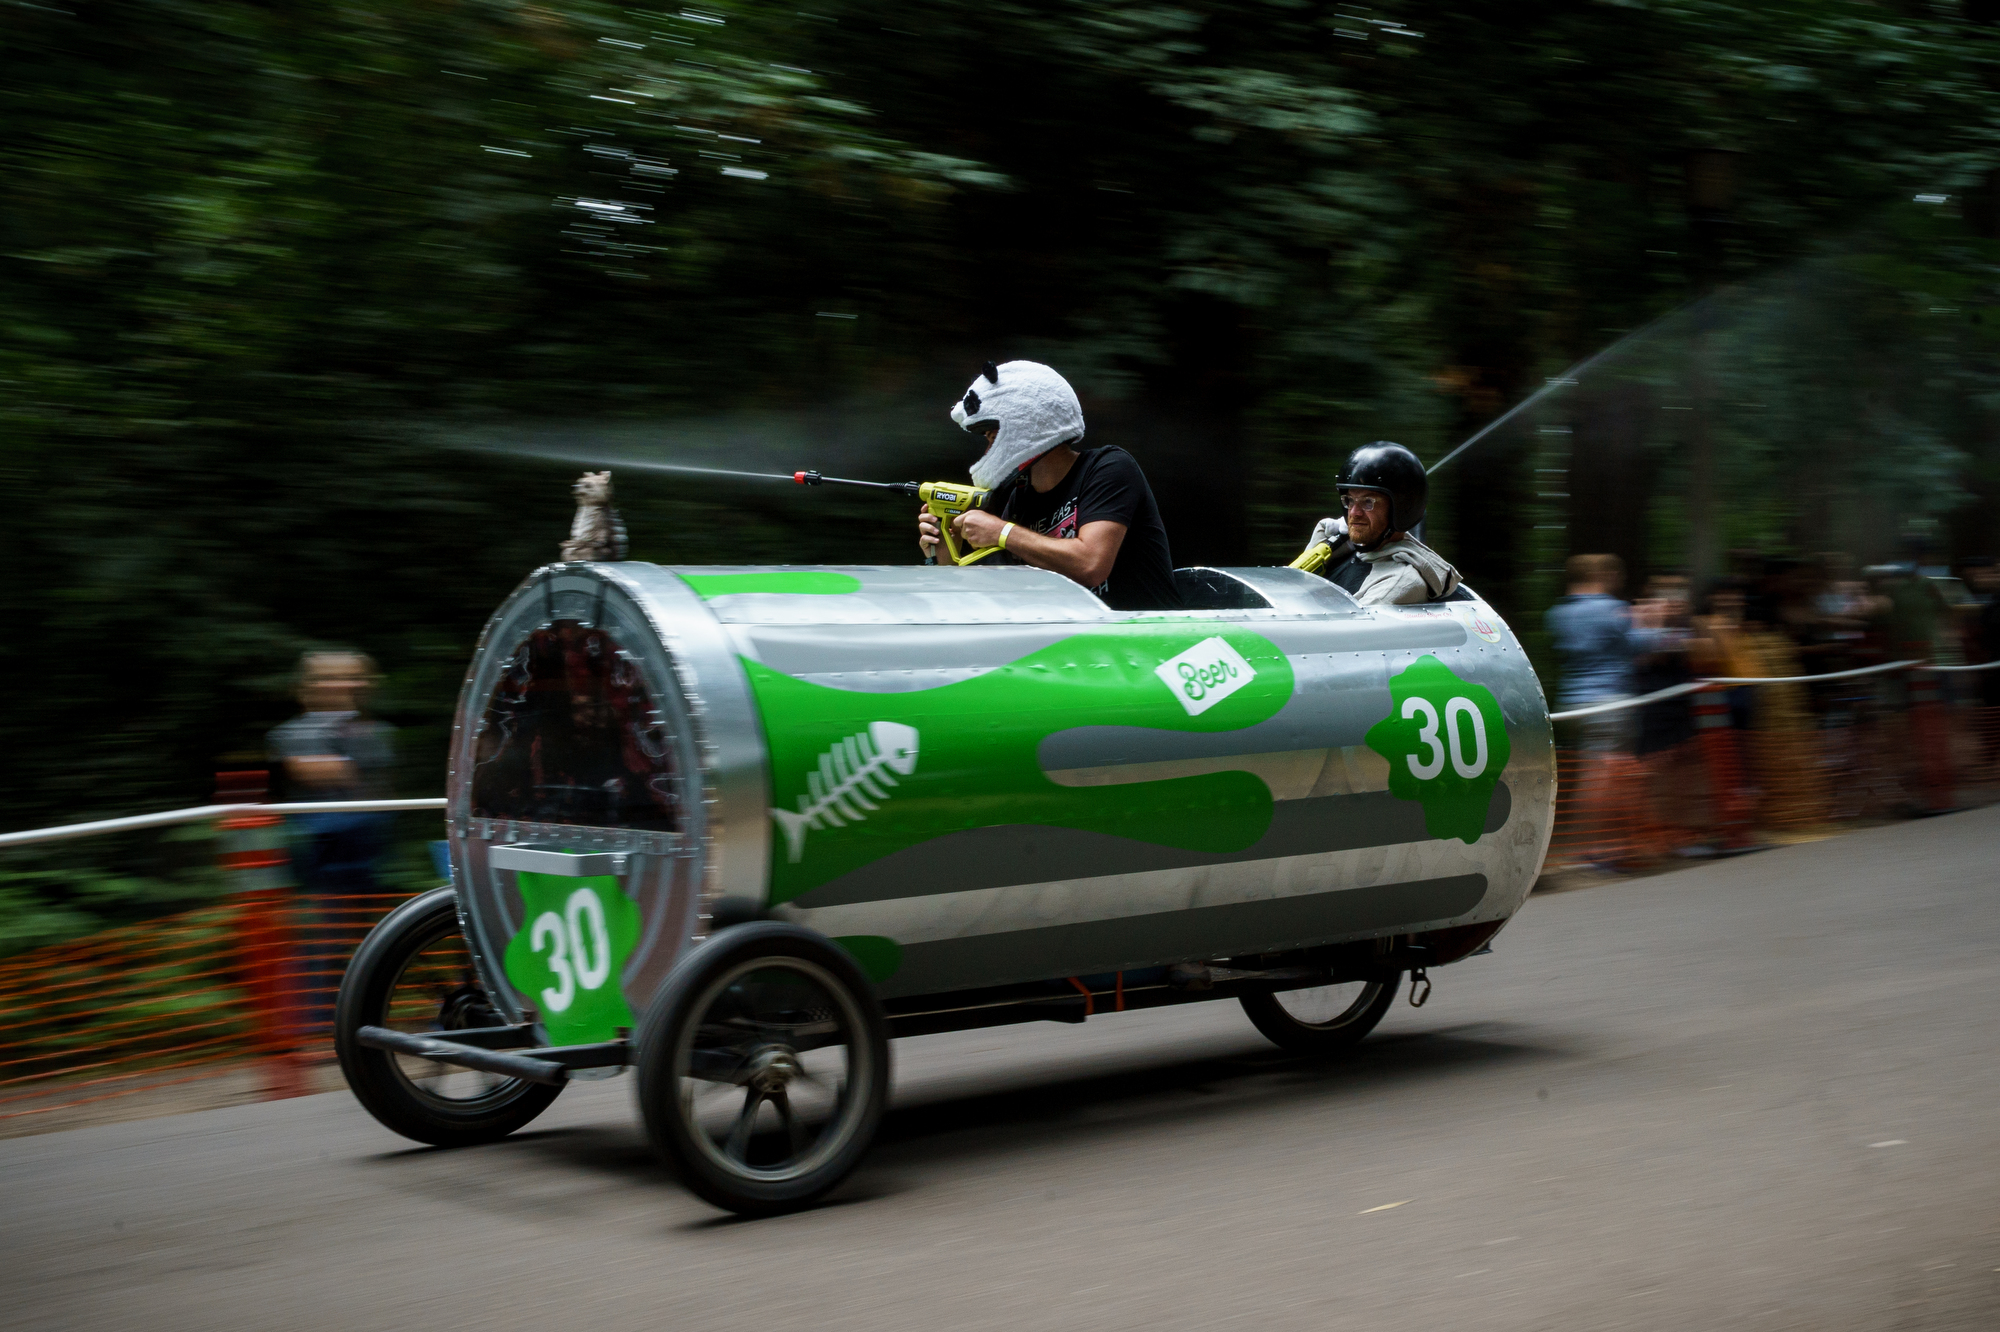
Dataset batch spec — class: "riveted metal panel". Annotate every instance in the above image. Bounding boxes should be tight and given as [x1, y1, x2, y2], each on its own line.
[447, 562, 1554, 1009]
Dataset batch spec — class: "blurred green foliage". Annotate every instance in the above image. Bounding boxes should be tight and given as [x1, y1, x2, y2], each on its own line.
[3, 0, 1998, 947]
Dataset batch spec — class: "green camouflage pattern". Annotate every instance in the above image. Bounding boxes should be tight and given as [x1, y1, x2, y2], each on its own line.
[747, 624, 1297, 904]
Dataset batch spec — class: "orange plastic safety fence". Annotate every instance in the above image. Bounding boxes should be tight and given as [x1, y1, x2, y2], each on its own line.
[1545, 698, 2000, 874]
[0, 892, 412, 1122]
[1546, 746, 1683, 871]
[1960, 705, 2000, 793]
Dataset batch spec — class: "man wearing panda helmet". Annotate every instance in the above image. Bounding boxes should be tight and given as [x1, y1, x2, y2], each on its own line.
[918, 360, 1179, 610]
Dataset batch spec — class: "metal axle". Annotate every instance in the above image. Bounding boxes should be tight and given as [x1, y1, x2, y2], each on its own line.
[355, 1026, 634, 1086]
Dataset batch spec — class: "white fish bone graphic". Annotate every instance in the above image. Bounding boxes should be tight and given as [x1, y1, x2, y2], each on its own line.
[771, 721, 920, 863]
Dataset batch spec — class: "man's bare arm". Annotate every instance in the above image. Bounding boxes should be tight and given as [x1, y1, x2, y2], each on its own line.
[954, 508, 1126, 589]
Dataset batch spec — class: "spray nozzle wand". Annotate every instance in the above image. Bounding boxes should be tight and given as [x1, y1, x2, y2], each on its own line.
[792, 470, 922, 496]
[789, 468, 998, 566]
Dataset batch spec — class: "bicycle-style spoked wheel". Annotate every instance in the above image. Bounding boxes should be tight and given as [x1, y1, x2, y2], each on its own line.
[336, 887, 563, 1144]
[639, 924, 888, 1215]
[383, 927, 516, 1110]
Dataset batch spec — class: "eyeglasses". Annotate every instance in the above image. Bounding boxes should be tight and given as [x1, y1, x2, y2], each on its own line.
[1340, 491, 1385, 515]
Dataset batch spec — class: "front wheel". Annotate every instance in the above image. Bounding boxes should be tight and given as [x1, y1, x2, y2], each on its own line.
[1239, 974, 1399, 1055]
[334, 886, 563, 1145]
[637, 922, 889, 1216]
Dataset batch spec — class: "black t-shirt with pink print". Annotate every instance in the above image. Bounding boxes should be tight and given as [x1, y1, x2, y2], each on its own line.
[996, 445, 1178, 611]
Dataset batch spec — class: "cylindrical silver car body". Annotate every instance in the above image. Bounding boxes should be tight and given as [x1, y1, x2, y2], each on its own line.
[447, 563, 1554, 1045]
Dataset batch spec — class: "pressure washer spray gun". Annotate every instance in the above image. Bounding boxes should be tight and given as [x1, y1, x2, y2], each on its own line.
[792, 471, 1003, 566]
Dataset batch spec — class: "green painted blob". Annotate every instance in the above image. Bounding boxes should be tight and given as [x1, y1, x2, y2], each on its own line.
[680, 571, 862, 599]
[501, 871, 640, 1044]
[748, 623, 1295, 903]
[1365, 654, 1512, 845]
[833, 935, 903, 983]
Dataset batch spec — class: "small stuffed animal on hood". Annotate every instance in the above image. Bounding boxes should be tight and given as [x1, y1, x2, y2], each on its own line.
[559, 471, 629, 562]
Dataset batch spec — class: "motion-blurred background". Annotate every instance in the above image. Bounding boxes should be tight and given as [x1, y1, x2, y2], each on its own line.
[4, 1, 1999, 951]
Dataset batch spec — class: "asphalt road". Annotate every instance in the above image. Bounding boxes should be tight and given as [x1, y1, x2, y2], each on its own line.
[5, 808, 1998, 1332]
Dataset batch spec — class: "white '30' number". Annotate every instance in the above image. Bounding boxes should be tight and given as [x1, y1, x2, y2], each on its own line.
[1401, 696, 1489, 781]
[528, 888, 613, 1014]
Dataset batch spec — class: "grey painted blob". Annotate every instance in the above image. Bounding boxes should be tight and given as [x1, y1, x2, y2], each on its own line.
[689, 563, 1385, 627]
[791, 786, 1511, 910]
[727, 623, 1084, 695]
[689, 563, 1114, 626]
[884, 873, 1489, 996]
[719, 579, 1463, 699]
[1037, 633, 1419, 770]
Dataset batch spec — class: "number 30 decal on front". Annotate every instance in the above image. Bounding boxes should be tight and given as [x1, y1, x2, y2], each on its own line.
[502, 873, 640, 1044]
[525, 888, 615, 1014]
[1365, 655, 1510, 844]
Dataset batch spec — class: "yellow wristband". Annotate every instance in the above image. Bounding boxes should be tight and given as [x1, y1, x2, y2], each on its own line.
[998, 523, 1014, 550]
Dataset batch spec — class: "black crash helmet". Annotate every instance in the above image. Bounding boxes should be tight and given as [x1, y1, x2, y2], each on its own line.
[1336, 441, 1427, 535]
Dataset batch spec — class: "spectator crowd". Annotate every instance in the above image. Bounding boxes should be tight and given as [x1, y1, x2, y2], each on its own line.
[1544, 548, 2000, 871]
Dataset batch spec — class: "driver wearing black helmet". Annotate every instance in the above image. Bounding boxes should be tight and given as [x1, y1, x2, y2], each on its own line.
[1296, 442, 1460, 606]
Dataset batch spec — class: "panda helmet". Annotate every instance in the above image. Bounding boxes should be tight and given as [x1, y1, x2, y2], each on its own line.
[949, 360, 1085, 489]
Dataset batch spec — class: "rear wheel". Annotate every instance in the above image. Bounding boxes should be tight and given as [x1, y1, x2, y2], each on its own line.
[334, 887, 563, 1145]
[637, 922, 889, 1216]
[1239, 975, 1399, 1055]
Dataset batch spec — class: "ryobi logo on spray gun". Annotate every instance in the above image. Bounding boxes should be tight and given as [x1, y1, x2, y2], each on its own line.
[1155, 637, 1257, 717]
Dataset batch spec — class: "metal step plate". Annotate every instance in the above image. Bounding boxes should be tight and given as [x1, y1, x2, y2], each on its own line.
[487, 843, 630, 877]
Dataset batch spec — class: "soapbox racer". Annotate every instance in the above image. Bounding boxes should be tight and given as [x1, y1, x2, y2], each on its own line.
[334, 561, 1553, 1215]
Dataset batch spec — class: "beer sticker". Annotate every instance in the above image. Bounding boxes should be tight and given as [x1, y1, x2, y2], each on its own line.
[1155, 637, 1257, 717]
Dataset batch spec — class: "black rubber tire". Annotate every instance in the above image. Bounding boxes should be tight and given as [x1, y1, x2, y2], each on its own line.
[334, 886, 563, 1146]
[1239, 974, 1400, 1055]
[636, 922, 890, 1216]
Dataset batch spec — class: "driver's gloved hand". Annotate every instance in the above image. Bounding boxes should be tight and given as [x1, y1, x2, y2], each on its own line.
[1309, 515, 1347, 548]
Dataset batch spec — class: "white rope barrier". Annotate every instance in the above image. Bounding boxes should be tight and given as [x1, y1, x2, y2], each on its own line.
[1548, 656, 1999, 723]
[0, 798, 446, 850]
[1695, 659, 1923, 687]
[1548, 683, 1709, 723]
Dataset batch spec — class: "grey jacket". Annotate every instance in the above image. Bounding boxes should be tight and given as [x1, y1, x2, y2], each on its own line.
[1353, 536, 1461, 606]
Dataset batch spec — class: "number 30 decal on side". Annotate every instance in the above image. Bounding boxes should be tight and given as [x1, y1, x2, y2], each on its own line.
[1399, 695, 1490, 781]
[503, 874, 641, 1045]
[1367, 655, 1510, 844]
